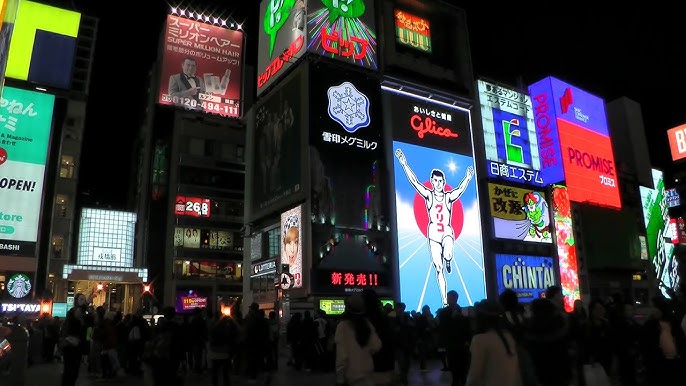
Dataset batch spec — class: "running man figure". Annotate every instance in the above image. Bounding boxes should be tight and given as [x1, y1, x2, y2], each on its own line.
[395, 148, 474, 307]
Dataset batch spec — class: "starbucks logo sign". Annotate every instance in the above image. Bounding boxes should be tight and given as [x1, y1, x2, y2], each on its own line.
[7, 273, 31, 298]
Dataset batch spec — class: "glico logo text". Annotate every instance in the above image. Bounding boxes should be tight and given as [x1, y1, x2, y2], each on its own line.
[410, 115, 458, 140]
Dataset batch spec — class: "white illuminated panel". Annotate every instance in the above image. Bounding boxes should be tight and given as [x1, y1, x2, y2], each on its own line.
[77, 208, 136, 268]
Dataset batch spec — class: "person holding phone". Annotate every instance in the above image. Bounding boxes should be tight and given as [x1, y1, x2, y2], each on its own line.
[168, 57, 206, 110]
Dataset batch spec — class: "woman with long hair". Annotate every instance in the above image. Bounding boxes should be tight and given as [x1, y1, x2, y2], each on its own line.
[335, 294, 382, 386]
[465, 299, 521, 386]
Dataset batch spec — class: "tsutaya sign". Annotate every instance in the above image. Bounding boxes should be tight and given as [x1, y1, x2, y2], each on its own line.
[1, 303, 40, 312]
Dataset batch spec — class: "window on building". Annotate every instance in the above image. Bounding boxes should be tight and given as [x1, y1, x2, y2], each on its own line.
[267, 227, 280, 258]
[220, 142, 236, 161]
[189, 138, 206, 156]
[236, 145, 245, 162]
[55, 195, 68, 217]
[60, 155, 76, 179]
[52, 235, 64, 259]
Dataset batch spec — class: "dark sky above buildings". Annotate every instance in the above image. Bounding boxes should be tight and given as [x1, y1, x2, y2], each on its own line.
[57, 0, 683, 207]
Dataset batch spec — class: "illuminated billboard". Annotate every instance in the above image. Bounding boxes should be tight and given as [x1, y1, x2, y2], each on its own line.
[0, 0, 19, 92]
[386, 87, 485, 311]
[77, 209, 136, 268]
[251, 69, 303, 216]
[0, 87, 54, 257]
[158, 14, 243, 118]
[5, 1, 80, 88]
[394, 9, 431, 53]
[640, 169, 679, 298]
[667, 123, 686, 162]
[551, 185, 581, 312]
[306, 0, 377, 69]
[281, 205, 303, 288]
[494, 254, 556, 302]
[487, 183, 552, 243]
[175, 289, 207, 313]
[478, 80, 543, 186]
[257, 0, 307, 95]
[174, 195, 211, 217]
[529, 76, 621, 209]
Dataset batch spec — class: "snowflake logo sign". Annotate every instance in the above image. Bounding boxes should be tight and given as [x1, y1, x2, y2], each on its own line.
[327, 81, 371, 133]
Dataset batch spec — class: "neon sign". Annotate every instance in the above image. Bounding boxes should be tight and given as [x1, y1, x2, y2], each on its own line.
[495, 254, 556, 301]
[394, 9, 431, 53]
[551, 185, 581, 312]
[330, 271, 380, 287]
[257, 35, 304, 89]
[174, 196, 211, 217]
[327, 81, 370, 133]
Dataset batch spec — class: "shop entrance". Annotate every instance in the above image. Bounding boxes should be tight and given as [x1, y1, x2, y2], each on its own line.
[70, 280, 142, 315]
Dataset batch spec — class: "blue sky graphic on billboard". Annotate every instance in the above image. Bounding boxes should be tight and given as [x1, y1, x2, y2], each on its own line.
[393, 141, 485, 311]
[494, 254, 556, 302]
[478, 80, 544, 186]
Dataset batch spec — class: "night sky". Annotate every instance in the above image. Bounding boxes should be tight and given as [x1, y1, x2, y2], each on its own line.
[55, 0, 683, 207]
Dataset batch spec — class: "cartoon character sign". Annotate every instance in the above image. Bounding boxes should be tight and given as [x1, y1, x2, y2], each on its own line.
[488, 183, 552, 244]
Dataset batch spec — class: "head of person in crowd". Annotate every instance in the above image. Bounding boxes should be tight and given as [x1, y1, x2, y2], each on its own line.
[544, 285, 564, 312]
[447, 290, 459, 308]
[499, 289, 523, 314]
[361, 288, 382, 316]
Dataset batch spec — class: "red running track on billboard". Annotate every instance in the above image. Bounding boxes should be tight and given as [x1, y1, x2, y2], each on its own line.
[158, 15, 243, 118]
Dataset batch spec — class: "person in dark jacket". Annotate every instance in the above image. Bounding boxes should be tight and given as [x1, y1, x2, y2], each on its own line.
[437, 290, 471, 386]
[361, 289, 395, 386]
[60, 293, 91, 386]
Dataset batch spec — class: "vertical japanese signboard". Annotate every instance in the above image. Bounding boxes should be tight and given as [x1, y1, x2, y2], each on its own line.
[551, 185, 581, 311]
[386, 87, 485, 312]
[487, 183, 552, 244]
[307, 0, 377, 69]
[158, 14, 243, 118]
[0, 87, 54, 257]
[478, 80, 543, 186]
[257, 0, 307, 96]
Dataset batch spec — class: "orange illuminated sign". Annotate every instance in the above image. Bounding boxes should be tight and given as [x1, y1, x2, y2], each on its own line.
[667, 124, 686, 161]
[394, 9, 431, 53]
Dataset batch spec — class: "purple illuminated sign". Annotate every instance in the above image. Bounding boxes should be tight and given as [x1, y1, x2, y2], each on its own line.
[547, 77, 609, 136]
[528, 78, 565, 185]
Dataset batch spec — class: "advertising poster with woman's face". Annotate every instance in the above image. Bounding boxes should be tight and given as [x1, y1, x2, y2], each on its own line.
[281, 205, 303, 288]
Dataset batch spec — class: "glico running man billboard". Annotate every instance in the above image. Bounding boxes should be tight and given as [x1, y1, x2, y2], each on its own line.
[478, 80, 543, 186]
[487, 183, 552, 244]
[640, 169, 679, 298]
[306, 0, 377, 69]
[158, 14, 243, 118]
[257, 0, 307, 95]
[0, 87, 54, 257]
[529, 76, 621, 209]
[385, 86, 485, 311]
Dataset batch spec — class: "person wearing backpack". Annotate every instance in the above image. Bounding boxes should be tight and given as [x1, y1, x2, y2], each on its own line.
[208, 312, 236, 386]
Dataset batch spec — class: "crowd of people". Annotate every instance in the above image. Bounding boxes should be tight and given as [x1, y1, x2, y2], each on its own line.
[3, 286, 686, 386]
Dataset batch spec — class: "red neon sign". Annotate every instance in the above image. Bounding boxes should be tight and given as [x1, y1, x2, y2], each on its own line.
[258, 35, 304, 89]
[174, 195, 211, 217]
[321, 27, 370, 60]
[410, 114, 458, 140]
[557, 121, 621, 209]
[330, 272, 379, 287]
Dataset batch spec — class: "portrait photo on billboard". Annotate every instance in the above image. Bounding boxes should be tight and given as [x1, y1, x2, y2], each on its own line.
[385, 88, 472, 156]
[281, 205, 303, 288]
[494, 254, 556, 302]
[258, 0, 308, 95]
[306, 0, 377, 69]
[487, 183, 552, 244]
[393, 140, 485, 312]
[0, 87, 55, 257]
[251, 70, 303, 215]
[158, 15, 243, 118]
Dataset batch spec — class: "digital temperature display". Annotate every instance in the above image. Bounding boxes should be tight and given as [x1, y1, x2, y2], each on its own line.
[174, 196, 211, 218]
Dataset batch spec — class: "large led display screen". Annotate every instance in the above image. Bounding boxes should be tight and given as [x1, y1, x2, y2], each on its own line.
[0, 87, 54, 257]
[158, 14, 243, 118]
[5, 1, 80, 88]
[640, 169, 679, 298]
[251, 69, 303, 216]
[386, 87, 485, 311]
[257, 0, 307, 95]
[495, 254, 556, 302]
[667, 123, 686, 162]
[306, 0, 377, 69]
[175, 289, 208, 314]
[478, 80, 543, 186]
[529, 76, 621, 209]
[310, 66, 389, 294]
[551, 185, 581, 312]
[487, 183, 552, 243]
[77, 209, 136, 268]
[281, 205, 303, 288]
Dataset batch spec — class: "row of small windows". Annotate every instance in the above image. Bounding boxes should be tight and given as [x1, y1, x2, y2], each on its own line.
[186, 137, 245, 162]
